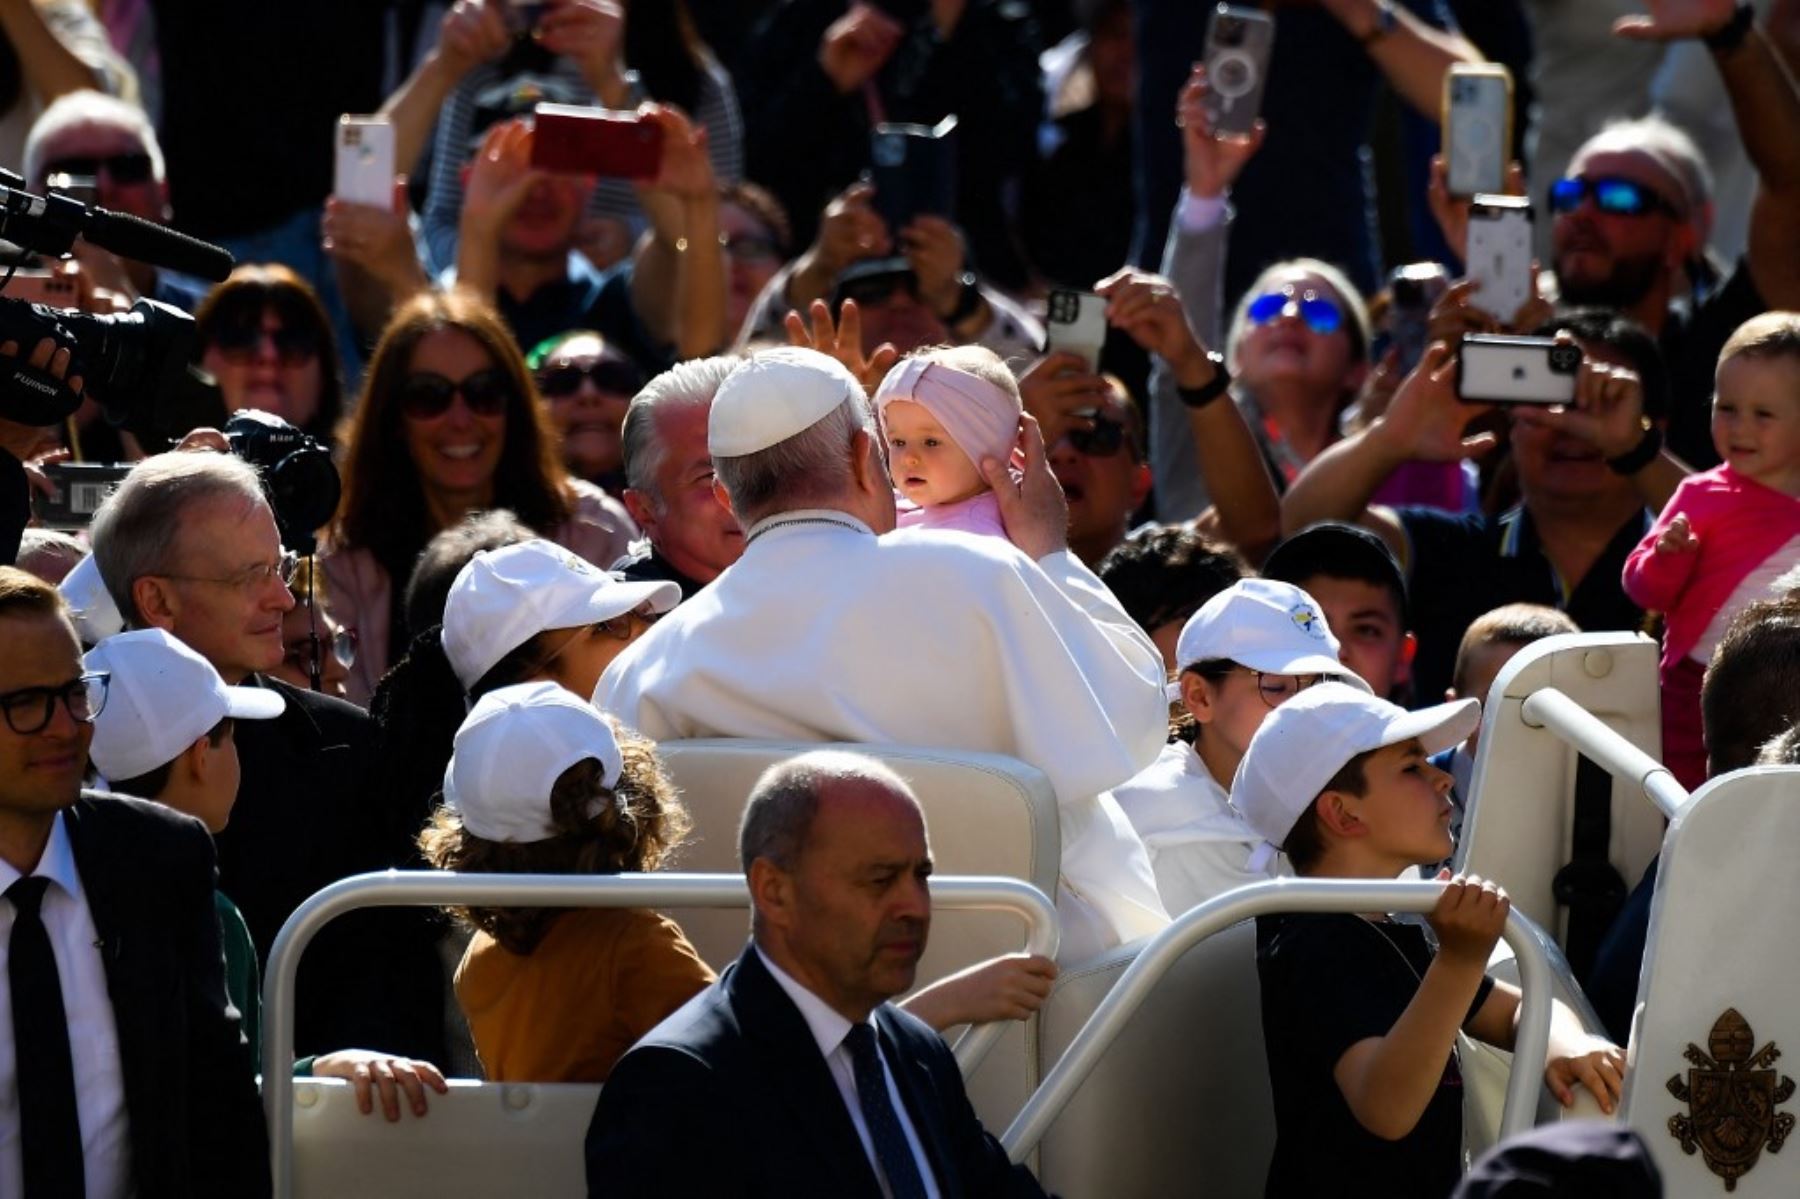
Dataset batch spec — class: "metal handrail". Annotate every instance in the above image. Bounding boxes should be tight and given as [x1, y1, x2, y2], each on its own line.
[1001, 878, 1562, 1161]
[262, 870, 1058, 1198]
[1519, 686, 1689, 819]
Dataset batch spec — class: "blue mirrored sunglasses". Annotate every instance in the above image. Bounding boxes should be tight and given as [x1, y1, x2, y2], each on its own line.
[1548, 175, 1680, 219]
[1246, 287, 1344, 335]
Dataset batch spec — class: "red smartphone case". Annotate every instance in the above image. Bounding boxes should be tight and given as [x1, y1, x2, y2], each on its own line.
[531, 105, 664, 180]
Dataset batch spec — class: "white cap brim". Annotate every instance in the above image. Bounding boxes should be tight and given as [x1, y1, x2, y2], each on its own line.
[549, 577, 680, 630]
[1380, 697, 1481, 757]
[222, 686, 286, 721]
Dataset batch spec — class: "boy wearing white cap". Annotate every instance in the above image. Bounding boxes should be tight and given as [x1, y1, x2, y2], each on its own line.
[1110, 579, 1369, 915]
[1234, 683, 1626, 1198]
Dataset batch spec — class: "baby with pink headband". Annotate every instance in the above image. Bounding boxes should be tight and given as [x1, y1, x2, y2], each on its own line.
[872, 346, 1023, 539]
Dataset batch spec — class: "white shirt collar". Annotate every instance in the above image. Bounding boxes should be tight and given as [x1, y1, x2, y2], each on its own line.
[755, 945, 869, 1058]
[0, 809, 81, 900]
[742, 508, 874, 547]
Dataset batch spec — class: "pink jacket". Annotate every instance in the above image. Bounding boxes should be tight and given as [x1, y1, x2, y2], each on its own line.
[321, 480, 638, 705]
[894, 490, 1008, 540]
[1622, 465, 1800, 667]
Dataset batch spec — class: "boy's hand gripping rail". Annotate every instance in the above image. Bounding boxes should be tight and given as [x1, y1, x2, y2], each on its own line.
[262, 871, 1057, 1199]
[1001, 878, 1561, 1162]
[1518, 686, 1689, 819]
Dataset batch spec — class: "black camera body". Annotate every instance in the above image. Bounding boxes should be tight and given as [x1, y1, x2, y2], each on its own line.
[224, 409, 341, 555]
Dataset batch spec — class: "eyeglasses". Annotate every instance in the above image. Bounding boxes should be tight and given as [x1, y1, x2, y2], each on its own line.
[40, 152, 155, 185]
[1065, 411, 1129, 458]
[397, 369, 515, 419]
[536, 359, 645, 401]
[283, 626, 359, 677]
[1247, 286, 1344, 335]
[0, 672, 110, 736]
[1548, 175, 1682, 219]
[1241, 669, 1324, 709]
[838, 272, 916, 310]
[209, 321, 321, 366]
[595, 604, 662, 641]
[159, 550, 300, 593]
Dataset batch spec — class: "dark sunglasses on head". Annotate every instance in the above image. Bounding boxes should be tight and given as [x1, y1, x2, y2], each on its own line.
[1548, 175, 1682, 219]
[209, 321, 321, 365]
[838, 272, 916, 310]
[397, 368, 516, 419]
[1246, 286, 1344, 335]
[41, 152, 155, 185]
[536, 359, 645, 400]
[1066, 411, 1128, 458]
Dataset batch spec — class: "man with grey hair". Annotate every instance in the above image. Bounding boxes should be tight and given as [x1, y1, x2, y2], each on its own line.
[586, 749, 1048, 1197]
[614, 355, 747, 599]
[600, 346, 1171, 959]
[87, 449, 448, 1063]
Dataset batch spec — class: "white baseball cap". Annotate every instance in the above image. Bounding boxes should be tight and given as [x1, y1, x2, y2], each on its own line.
[708, 346, 863, 457]
[1231, 681, 1480, 869]
[1171, 578, 1371, 700]
[443, 682, 624, 843]
[60, 553, 124, 646]
[442, 539, 679, 691]
[84, 629, 285, 782]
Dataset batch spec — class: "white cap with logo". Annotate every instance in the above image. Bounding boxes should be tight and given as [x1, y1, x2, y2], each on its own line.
[1172, 578, 1371, 698]
[442, 539, 679, 691]
[1231, 681, 1480, 869]
[443, 682, 624, 843]
[84, 628, 286, 781]
[708, 346, 864, 458]
[60, 553, 124, 646]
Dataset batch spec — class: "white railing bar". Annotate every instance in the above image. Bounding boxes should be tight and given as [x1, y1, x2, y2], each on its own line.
[1519, 687, 1689, 819]
[1001, 878, 1559, 1161]
[262, 870, 1054, 1199]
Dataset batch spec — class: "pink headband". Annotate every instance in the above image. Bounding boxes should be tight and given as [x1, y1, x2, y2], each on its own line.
[873, 358, 1022, 468]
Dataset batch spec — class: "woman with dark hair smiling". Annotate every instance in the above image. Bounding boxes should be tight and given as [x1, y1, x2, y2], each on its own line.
[322, 288, 635, 704]
[194, 262, 345, 444]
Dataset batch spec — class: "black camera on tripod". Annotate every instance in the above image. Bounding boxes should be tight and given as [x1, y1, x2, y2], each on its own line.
[223, 409, 341, 556]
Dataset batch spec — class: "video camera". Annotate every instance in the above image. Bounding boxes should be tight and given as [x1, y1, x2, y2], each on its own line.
[223, 409, 341, 556]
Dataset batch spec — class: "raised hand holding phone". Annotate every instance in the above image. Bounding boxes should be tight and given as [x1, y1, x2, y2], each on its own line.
[1178, 62, 1265, 199]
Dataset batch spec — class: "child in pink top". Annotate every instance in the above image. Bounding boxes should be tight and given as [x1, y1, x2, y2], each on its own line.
[873, 346, 1023, 539]
[1623, 313, 1800, 789]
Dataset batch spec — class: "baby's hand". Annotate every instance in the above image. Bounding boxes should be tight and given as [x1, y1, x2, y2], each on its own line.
[1545, 1036, 1626, 1114]
[1654, 514, 1699, 555]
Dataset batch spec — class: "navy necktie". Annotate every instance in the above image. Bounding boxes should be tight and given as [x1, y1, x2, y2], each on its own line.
[9, 876, 85, 1199]
[844, 1022, 929, 1199]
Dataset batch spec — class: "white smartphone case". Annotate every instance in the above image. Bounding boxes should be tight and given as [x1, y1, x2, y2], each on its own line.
[1458, 335, 1580, 406]
[1464, 196, 1533, 322]
[1445, 66, 1511, 197]
[334, 116, 395, 208]
[1045, 289, 1108, 372]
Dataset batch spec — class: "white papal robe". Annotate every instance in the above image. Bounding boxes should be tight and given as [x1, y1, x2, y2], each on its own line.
[597, 509, 1172, 959]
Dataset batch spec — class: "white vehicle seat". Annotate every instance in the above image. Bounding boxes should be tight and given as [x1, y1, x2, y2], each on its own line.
[1621, 766, 1800, 1197]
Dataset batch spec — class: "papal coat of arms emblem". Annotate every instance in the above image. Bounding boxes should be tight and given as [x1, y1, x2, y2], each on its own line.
[1667, 1008, 1796, 1191]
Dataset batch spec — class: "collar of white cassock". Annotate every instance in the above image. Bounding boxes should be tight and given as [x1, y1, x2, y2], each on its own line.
[742, 508, 874, 548]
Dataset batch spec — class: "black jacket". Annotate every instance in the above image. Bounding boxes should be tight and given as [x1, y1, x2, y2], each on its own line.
[66, 792, 270, 1198]
[585, 944, 1047, 1198]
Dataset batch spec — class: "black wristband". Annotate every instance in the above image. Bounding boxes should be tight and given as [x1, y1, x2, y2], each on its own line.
[1606, 424, 1664, 476]
[943, 273, 983, 325]
[1703, 2, 1754, 51]
[1176, 351, 1232, 409]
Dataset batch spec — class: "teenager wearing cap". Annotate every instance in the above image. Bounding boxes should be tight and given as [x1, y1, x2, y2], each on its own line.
[601, 345, 1172, 960]
[1110, 578, 1370, 916]
[1263, 521, 1416, 702]
[85, 629, 450, 1119]
[1234, 682, 1625, 1198]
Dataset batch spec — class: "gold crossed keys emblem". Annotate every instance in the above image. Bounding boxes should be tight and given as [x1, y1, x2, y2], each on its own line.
[1667, 1008, 1796, 1191]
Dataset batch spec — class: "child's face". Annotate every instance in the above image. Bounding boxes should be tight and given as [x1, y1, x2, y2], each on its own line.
[1450, 641, 1522, 755]
[1711, 355, 1800, 492]
[882, 399, 987, 507]
[1338, 738, 1455, 869]
[194, 723, 241, 835]
[1294, 573, 1410, 699]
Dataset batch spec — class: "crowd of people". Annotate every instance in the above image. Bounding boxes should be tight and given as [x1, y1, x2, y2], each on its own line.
[1, 0, 1798, 1194]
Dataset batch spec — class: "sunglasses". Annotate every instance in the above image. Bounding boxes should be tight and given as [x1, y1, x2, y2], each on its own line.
[1066, 411, 1129, 458]
[209, 321, 320, 366]
[536, 359, 645, 400]
[838, 272, 916, 310]
[397, 369, 515, 419]
[1246, 286, 1344, 335]
[1548, 175, 1682, 219]
[40, 152, 155, 186]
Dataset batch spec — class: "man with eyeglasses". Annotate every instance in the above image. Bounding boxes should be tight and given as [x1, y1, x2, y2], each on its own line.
[1544, 2, 1800, 468]
[0, 566, 270, 1198]
[87, 450, 449, 1066]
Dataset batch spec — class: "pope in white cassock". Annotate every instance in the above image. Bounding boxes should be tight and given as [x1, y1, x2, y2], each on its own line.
[595, 347, 1172, 959]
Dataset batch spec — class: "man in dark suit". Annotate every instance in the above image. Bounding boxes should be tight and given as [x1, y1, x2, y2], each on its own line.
[0, 566, 268, 1197]
[586, 749, 1048, 1198]
[88, 449, 445, 1062]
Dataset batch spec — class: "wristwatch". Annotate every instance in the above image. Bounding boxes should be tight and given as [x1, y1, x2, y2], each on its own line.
[1177, 351, 1232, 409]
[942, 272, 983, 326]
[1359, 0, 1399, 44]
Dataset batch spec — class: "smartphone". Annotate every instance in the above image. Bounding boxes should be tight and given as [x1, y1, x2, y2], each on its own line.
[868, 115, 958, 234]
[1202, 5, 1275, 138]
[3, 268, 79, 309]
[1464, 194, 1533, 322]
[505, 0, 551, 34]
[334, 116, 396, 207]
[1386, 262, 1449, 375]
[1045, 289, 1108, 373]
[34, 462, 132, 529]
[531, 104, 665, 179]
[1442, 64, 1512, 198]
[1457, 334, 1581, 406]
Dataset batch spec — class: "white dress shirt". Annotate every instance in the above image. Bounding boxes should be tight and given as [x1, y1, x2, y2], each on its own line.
[0, 810, 132, 1199]
[599, 512, 1172, 960]
[756, 949, 941, 1199]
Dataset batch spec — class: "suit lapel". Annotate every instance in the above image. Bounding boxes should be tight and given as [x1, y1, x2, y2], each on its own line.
[877, 1007, 961, 1199]
[729, 948, 885, 1196]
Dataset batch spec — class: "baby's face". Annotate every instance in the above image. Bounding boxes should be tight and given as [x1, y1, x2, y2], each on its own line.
[883, 399, 988, 507]
[1712, 354, 1800, 492]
